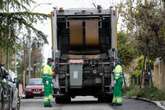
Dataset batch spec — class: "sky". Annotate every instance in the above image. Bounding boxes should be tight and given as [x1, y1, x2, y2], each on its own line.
[33, 0, 121, 63]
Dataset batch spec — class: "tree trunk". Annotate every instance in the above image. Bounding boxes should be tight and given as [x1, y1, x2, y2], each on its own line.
[140, 55, 147, 88]
[0, 48, 6, 64]
[0, 48, 2, 64]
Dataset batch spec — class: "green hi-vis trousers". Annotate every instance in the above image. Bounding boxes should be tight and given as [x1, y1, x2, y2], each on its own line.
[42, 74, 53, 107]
[112, 77, 123, 104]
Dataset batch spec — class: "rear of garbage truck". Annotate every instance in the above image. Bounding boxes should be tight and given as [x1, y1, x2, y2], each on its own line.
[51, 8, 117, 103]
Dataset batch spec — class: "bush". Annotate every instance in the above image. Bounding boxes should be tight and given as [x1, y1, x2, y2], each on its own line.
[124, 85, 141, 97]
[124, 86, 165, 101]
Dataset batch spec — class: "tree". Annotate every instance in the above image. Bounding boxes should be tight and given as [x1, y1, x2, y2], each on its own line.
[0, 0, 48, 48]
[117, 32, 138, 66]
[122, 0, 165, 60]
[121, 0, 165, 87]
[0, 0, 48, 66]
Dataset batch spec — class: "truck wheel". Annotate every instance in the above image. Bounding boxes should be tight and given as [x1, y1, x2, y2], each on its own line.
[55, 95, 71, 104]
[65, 95, 71, 104]
[105, 95, 113, 103]
[98, 96, 104, 103]
[55, 96, 62, 104]
[98, 94, 113, 103]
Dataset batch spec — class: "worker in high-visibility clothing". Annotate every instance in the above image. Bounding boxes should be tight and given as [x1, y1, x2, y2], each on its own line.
[42, 58, 54, 107]
[112, 62, 123, 105]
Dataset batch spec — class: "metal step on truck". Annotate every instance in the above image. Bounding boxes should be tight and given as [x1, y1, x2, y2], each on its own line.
[51, 7, 118, 103]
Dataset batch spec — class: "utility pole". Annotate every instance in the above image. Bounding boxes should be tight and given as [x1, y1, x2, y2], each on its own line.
[28, 30, 32, 80]
[23, 36, 27, 87]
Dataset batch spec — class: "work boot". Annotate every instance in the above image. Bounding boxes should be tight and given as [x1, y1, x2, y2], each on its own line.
[44, 101, 51, 107]
[44, 103, 52, 107]
[116, 97, 123, 105]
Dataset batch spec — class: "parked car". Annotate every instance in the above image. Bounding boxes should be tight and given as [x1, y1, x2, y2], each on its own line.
[0, 65, 12, 110]
[8, 70, 20, 110]
[0, 65, 20, 110]
[0, 65, 4, 110]
[25, 78, 44, 98]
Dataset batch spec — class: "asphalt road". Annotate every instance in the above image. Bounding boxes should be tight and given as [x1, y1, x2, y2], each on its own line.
[20, 96, 163, 110]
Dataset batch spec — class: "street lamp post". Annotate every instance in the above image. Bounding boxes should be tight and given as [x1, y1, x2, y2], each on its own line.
[27, 3, 52, 80]
[28, 31, 32, 80]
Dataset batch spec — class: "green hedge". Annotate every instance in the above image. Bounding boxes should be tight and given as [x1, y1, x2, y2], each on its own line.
[124, 86, 165, 100]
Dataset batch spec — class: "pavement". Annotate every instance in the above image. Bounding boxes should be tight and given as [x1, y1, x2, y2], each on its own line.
[153, 101, 165, 110]
[126, 96, 165, 110]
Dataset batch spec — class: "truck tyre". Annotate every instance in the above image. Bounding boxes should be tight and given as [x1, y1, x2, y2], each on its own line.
[105, 95, 113, 103]
[55, 96, 63, 104]
[98, 94, 113, 103]
[55, 95, 71, 104]
[98, 96, 105, 103]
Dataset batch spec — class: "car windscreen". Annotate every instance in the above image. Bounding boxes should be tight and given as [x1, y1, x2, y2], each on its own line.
[28, 79, 42, 85]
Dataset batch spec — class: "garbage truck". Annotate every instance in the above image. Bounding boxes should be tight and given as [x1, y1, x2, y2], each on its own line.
[51, 7, 118, 103]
